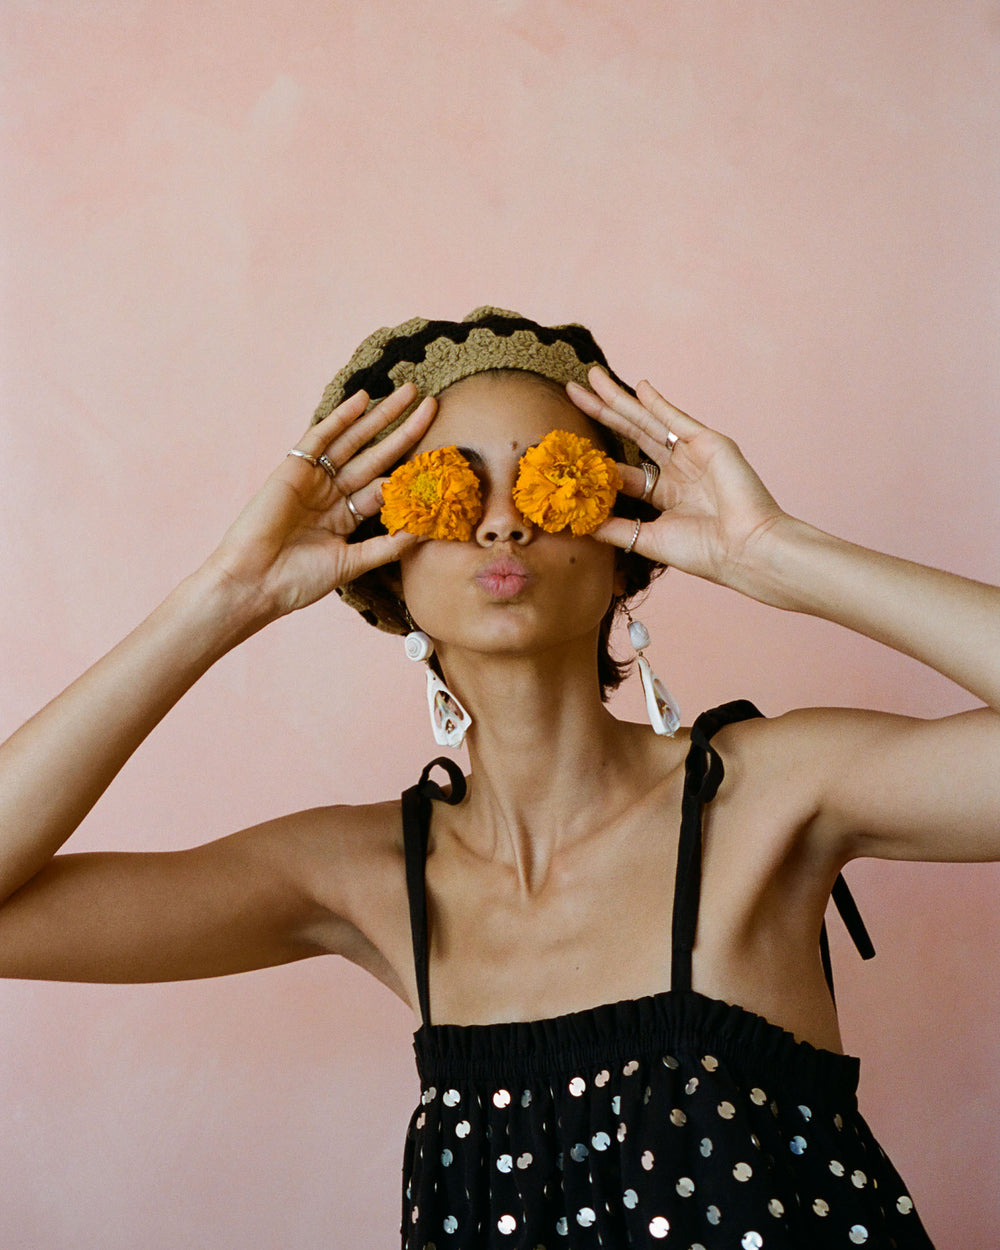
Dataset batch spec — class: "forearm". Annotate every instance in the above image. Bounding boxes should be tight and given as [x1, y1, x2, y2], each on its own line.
[0, 566, 274, 902]
[744, 516, 1000, 710]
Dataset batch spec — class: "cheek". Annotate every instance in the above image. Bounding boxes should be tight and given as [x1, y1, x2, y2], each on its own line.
[397, 544, 458, 626]
[563, 546, 620, 612]
[518, 539, 619, 627]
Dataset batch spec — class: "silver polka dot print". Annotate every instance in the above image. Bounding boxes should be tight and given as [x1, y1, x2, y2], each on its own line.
[399, 710, 935, 1247]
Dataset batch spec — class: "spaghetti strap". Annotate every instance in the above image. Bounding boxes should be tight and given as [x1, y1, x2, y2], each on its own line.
[672, 700, 763, 991]
[401, 757, 467, 1028]
[670, 700, 876, 998]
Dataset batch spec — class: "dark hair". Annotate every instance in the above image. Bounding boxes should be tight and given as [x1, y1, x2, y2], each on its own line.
[346, 369, 663, 700]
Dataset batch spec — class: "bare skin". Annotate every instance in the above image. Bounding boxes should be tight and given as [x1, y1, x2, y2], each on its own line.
[0, 369, 997, 1061]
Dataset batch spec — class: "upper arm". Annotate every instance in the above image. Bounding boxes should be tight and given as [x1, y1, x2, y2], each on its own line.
[772, 705, 1000, 864]
[0, 804, 401, 984]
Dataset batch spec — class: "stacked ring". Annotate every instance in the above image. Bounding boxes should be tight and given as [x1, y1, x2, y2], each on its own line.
[640, 461, 660, 502]
[286, 448, 319, 467]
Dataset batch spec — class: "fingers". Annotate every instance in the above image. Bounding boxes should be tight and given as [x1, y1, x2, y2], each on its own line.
[346, 395, 436, 486]
[615, 462, 659, 504]
[567, 368, 702, 460]
[324, 386, 431, 471]
[334, 478, 385, 533]
[632, 376, 702, 437]
[295, 388, 374, 458]
[283, 383, 437, 501]
[568, 381, 674, 468]
[339, 528, 421, 582]
[297, 383, 414, 456]
[590, 515, 656, 560]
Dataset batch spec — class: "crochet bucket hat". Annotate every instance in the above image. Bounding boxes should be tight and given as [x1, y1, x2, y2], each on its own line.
[312, 306, 645, 633]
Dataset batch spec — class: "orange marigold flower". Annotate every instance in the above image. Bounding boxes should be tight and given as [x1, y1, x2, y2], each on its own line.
[380, 445, 483, 541]
[512, 429, 622, 536]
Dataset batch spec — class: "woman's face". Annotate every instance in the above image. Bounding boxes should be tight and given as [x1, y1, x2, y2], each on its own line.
[398, 371, 622, 662]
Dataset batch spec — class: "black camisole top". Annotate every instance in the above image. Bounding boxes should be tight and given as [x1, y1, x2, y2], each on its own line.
[398, 701, 935, 1248]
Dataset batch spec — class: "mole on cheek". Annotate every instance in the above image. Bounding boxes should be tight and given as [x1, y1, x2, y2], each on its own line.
[510, 440, 519, 450]
[569, 556, 577, 565]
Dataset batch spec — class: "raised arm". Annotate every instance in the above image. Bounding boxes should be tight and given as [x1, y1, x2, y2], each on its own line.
[0, 384, 435, 982]
[569, 367, 1000, 864]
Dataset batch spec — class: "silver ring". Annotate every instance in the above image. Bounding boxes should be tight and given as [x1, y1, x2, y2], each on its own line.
[286, 448, 319, 467]
[623, 517, 642, 555]
[640, 461, 660, 502]
[664, 429, 679, 454]
[317, 454, 337, 481]
[345, 496, 364, 527]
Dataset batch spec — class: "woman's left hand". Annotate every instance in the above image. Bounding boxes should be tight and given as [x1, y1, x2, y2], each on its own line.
[567, 367, 787, 591]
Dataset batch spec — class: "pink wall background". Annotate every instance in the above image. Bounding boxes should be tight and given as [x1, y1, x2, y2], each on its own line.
[2, 2, 998, 1246]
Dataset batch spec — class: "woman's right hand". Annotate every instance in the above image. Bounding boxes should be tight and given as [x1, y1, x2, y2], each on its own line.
[205, 382, 437, 619]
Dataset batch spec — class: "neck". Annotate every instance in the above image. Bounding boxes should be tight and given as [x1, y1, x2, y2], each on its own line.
[435, 639, 654, 893]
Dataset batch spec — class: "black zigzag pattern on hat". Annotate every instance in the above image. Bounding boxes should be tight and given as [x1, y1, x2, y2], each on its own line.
[342, 310, 632, 401]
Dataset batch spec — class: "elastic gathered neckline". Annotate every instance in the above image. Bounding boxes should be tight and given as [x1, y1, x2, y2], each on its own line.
[413, 986, 861, 1104]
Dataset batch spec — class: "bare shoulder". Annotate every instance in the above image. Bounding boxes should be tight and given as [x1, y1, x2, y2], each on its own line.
[708, 703, 878, 758]
[708, 703, 1000, 864]
[264, 795, 414, 985]
[277, 794, 404, 860]
[696, 707, 885, 874]
[708, 703, 937, 793]
[704, 704, 930, 829]
[234, 794, 403, 889]
[695, 710, 830, 849]
[183, 793, 419, 1000]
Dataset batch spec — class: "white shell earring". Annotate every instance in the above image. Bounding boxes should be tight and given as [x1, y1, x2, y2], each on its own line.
[403, 627, 473, 748]
[404, 629, 434, 662]
[625, 609, 680, 737]
[424, 668, 473, 749]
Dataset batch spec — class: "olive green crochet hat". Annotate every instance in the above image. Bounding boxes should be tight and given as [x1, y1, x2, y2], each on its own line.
[313, 306, 645, 633]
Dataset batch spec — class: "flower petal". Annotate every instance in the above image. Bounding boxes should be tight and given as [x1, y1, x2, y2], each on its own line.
[381, 446, 483, 540]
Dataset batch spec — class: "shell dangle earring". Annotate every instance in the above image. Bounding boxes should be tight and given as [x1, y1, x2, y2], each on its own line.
[404, 625, 473, 749]
[624, 607, 681, 737]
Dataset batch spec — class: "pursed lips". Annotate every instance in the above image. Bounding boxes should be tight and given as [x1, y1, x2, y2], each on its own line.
[474, 557, 531, 599]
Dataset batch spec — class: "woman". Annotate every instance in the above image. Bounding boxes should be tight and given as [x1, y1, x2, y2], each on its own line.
[1, 307, 996, 1247]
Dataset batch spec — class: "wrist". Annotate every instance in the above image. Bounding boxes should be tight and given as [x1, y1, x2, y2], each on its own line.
[167, 562, 281, 656]
[736, 515, 847, 613]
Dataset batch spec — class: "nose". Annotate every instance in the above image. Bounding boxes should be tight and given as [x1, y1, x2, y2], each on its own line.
[474, 480, 533, 547]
